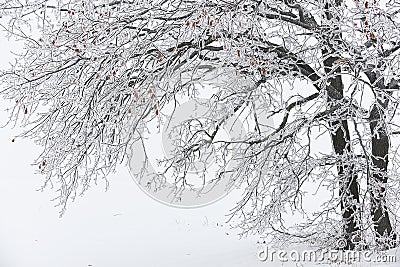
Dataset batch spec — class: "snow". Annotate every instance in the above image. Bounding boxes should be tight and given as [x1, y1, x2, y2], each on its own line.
[1, 117, 399, 266]
[0, 26, 399, 267]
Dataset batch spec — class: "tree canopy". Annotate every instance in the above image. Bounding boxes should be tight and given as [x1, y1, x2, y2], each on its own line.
[1, 0, 400, 250]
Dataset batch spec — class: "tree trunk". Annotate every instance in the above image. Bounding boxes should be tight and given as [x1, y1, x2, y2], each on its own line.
[321, 1, 361, 250]
[322, 56, 361, 250]
[369, 103, 397, 249]
[329, 119, 361, 250]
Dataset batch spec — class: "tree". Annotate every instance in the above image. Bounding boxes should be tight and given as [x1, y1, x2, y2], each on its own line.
[1, 0, 399, 251]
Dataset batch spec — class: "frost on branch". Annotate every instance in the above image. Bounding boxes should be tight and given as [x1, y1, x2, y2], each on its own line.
[1, 0, 400, 250]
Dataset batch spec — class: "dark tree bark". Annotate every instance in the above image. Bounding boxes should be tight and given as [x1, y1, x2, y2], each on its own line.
[322, 1, 361, 250]
[369, 102, 397, 249]
[323, 57, 361, 250]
